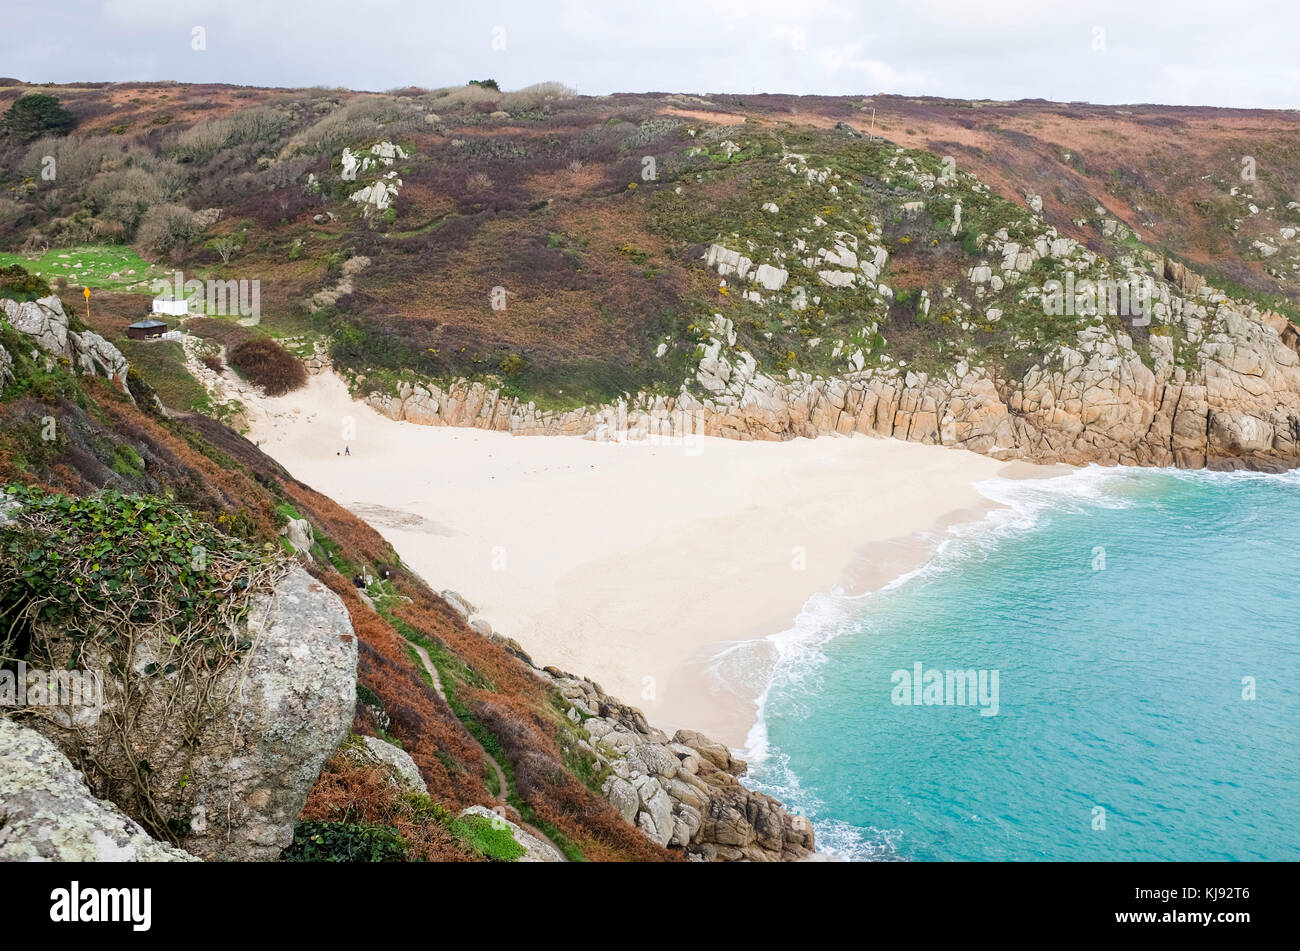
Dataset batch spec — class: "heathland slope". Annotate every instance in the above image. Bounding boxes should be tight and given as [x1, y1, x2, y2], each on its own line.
[3, 81, 1298, 466]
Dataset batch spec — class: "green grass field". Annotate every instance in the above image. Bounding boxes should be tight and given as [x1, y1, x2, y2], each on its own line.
[116, 338, 211, 413]
[0, 245, 168, 293]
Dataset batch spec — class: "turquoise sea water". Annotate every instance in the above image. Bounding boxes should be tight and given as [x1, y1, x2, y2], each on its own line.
[745, 467, 1300, 861]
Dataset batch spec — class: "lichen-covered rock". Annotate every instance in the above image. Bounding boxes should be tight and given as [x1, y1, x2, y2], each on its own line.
[3, 295, 68, 355]
[31, 565, 357, 861]
[69, 329, 130, 394]
[633, 774, 675, 846]
[0, 342, 12, 390]
[2, 296, 131, 396]
[0, 717, 196, 862]
[602, 775, 640, 824]
[347, 735, 427, 795]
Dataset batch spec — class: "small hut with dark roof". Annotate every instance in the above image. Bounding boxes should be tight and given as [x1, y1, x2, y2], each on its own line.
[127, 318, 168, 340]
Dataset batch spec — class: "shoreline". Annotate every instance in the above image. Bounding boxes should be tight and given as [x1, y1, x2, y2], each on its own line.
[660, 460, 1074, 750]
[239, 372, 1071, 749]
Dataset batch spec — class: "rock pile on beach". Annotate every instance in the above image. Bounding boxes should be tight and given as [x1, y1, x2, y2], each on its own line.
[483, 627, 813, 861]
[552, 672, 814, 861]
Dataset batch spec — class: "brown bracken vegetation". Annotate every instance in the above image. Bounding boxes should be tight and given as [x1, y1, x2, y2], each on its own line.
[229, 337, 307, 396]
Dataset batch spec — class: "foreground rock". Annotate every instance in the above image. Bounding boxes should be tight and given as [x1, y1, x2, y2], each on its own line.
[344, 734, 428, 795]
[0, 718, 196, 862]
[30, 565, 357, 861]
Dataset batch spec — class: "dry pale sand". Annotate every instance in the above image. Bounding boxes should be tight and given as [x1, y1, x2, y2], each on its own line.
[242, 373, 1063, 748]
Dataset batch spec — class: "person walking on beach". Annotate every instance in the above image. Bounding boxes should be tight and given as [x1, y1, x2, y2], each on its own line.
[344, 446, 350, 456]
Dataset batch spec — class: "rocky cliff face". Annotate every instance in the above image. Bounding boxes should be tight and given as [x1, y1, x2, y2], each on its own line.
[2, 295, 131, 397]
[363, 271, 1300, 472]
[353, 133, 1300, 473]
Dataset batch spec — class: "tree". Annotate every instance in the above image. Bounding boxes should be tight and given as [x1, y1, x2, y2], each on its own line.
[1, 94, 75, 142]
[468, 79, 500, 91]
[211, 233, 240, 264]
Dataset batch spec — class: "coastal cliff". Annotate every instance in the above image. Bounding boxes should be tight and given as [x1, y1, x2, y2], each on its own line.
[363, 288, 1300, 471]
[356, 132, 1300, 472]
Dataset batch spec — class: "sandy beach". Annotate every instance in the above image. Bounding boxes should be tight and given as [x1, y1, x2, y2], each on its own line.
[242, 373, 1057, 748]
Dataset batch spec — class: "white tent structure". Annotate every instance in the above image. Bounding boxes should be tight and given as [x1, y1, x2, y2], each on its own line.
[152, 298, 189, 317]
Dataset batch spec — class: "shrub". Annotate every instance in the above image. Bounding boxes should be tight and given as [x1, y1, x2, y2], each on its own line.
[281, 820, 409, 862]
[425, 84, 502, 111]
[136, 202, 199, 255]
[1, 94, 75, 142]
[500, 82, 576, 114]
[229, 337, 307, 396]
[0, 264, 51, 302]
[282, 95, 423, 157]
[170, 107, 291, 165]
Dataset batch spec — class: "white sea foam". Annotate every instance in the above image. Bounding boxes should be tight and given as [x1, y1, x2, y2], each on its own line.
[742, 736, 908, 860]
[1164, 465, 1300, 489]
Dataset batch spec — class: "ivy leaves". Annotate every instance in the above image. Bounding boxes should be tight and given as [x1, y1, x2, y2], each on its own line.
[0, 484, 280, 660]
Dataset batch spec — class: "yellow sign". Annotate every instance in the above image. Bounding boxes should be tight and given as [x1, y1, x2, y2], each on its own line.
[83, 286, 90, 299]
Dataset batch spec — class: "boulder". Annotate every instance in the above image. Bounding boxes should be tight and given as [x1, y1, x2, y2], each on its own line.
[440, 589, 474, 618]
[281, 517, 315, 557]
[3, 296, 68, 355]
[30, 565, 357, 861]
[629, 742, 679, 779]
[349, 735, 427, 795]
[0, 717, 196, 862]
[602, 775, 640, 823]
[69, 330, 130, 393]
[633, 774, 676, 846]
[673, 729, 740, 773]
[1, 296, 130, 396]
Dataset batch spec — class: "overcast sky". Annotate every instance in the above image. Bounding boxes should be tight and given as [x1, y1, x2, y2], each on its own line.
[3, 0, 1297, 109]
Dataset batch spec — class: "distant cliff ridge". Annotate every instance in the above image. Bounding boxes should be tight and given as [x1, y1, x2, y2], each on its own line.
[364, 285, 1300, 472]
